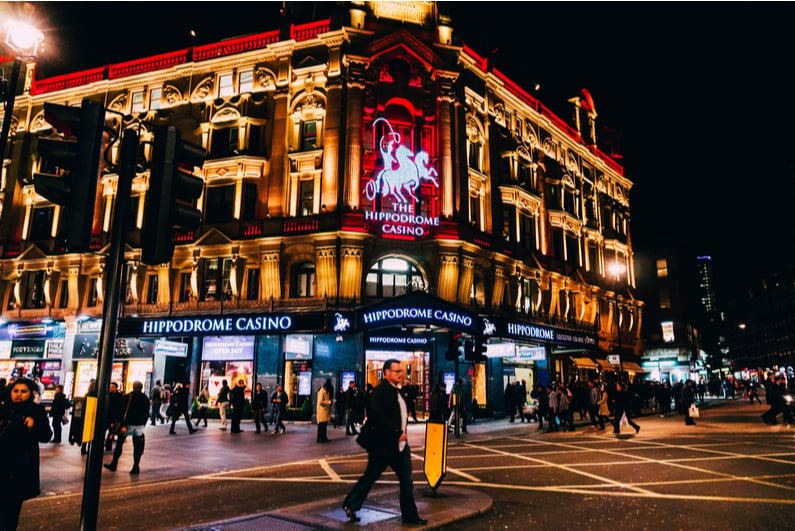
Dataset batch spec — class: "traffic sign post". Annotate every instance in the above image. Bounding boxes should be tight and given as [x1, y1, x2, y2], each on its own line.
[423, 420, 448, 493]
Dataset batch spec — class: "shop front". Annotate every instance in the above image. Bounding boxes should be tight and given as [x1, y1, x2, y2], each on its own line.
[0, 320, 66, 402]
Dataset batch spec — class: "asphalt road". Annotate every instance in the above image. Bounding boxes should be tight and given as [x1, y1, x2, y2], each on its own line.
[21, 398, 794, 530]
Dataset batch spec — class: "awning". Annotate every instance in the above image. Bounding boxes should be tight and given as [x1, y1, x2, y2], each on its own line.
[570, 357, 598, 370]
[596, 359, 615, 371]
[622, 361, 647, 372]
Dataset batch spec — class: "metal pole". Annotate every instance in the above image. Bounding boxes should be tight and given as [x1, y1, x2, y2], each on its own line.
[0, 58, 22, 162]
[79, 128, 138, 531]
[453, 358, 459, 438]
[616, 291, 623, 383]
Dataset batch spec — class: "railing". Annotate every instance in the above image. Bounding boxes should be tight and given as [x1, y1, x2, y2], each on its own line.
[32, 66, 106, 95]
[291, 19, 330, 41]
[109, 49, 190, 79]
[194, 30, 279, 61]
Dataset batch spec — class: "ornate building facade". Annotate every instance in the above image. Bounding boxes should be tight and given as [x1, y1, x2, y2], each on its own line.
[0, 2, 642, 415]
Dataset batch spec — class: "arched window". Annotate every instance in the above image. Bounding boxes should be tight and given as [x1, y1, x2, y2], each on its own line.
[292, 263, 316, 298]
[365, 257, 425, 298]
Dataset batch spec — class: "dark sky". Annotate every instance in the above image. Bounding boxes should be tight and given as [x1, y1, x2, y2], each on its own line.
[13, 1, 795, 305]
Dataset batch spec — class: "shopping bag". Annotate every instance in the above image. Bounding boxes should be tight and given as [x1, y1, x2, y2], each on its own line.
[689, 405, 700, 418]
[619, 412, 628, 426]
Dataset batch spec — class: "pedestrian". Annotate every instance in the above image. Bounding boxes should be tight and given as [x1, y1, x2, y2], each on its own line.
[762, 375, 793, 425]
[341, 359, 427, 525]
[49, 384, 70, 443]
[80, 379, 96, 455]
[344, 381, 359, 435]
[612, 382, 640, 435]
[334, 386, 346, 429]
[682, 379, 697, 426]
[657, 381, 672, 417]
[588, 380, 600, 429]
[161, 383, 172, 422]
[105, 382, 125, 452]
[149, 380, 165, 425]
[596, 384, 609, 430]
[557, 384, 574, 432]
[194, 385, 210, 427]
[251, 383, 269, 433]
[0, 378, 52, 530]
[168, 383, 197, 435]
[230, 379, 247, 433]
[0, 377, 7, 405]
[547, 384, 559, 432]
[400, 382, 419, 423]
[530, 384, 548, 430]
[504, 381, 516, 422]
[217, 379, 231, 430]
[317, 379, 333, 443]
[748, 382, 762, 405]
[271, 384, 288, 434]
[514, 380, 527, 422]
[428, 383, 447, 422]
[103, 380, 150, 474]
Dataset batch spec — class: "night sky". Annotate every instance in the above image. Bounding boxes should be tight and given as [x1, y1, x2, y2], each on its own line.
[9, 2, 795, 306]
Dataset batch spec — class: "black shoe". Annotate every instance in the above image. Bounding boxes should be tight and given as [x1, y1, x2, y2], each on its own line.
[189, 429, 197, 434]
[343, 505, 360, 522]
[635, 426, 641, 434]
[130, 465, 140, 475]
[103, 463, 117, 472]
[402, 516, 428, 525]
[169, 431, 176, 435]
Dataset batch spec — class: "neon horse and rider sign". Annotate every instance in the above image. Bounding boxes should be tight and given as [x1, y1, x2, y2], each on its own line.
[363, 117, 440, 238]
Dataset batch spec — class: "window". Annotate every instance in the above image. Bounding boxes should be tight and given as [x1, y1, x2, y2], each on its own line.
[239, 70, 254, 93]
[200, 258, 232, 301]
[565, 233, 579, 264]
[218, 73, 234, 97]
[656, 259, 668, 278]
[127, 196, 141, 231]
[242, 183, 257, 222]
[300, 120, 318, 151]
[246, 123, 266, 156]
[365, 257, 425, 298]
[469, 187, 481, 228]
[519, 212, 535, 251]
[468, 142, 481, 171]
[29, 206, 54, 241]
[518, 162, 533, 188]
[149, 87, 162, 110]
[87, 278, 98, 307]
[58, 279, 69, 309]
[245, 268, 260, 300]
[204, 185, 235, 224]
[299, 180, 314, 216]
[131, 90, 146, 113]
[587, 242, 598, 272]
[21, 271, 47, 309]
[210, 126, 239, 158]
[145, 274, 158, 304]
[661, 321, 675, 343]
[179, 272, 192, 302]
[293, 263, 316, 298]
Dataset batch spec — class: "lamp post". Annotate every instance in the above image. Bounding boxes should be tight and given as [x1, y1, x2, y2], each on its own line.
[1, 18, 44, 161]
[608, 262, 626, 382]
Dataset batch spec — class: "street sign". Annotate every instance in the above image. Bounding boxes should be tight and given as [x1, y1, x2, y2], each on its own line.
[607, 354, 621, 365]
[424, 420, 448, 491]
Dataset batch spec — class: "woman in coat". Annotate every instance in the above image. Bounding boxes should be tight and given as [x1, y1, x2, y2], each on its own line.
[596, 384, 610, 430]
[316, 379, 333, 443]
[0, 378, 52, 529]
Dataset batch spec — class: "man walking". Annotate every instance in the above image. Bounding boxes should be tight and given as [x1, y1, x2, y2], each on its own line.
[230, 379, 248, 433]
[217, 379, 231, 430]
[104, 381, 151, 474]
[342, 359, 427, 525]
[149, 380, 165, 425]
[169, 383, 197, 435]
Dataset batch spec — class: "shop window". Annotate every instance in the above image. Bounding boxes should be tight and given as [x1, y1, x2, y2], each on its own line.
[87, 278, 98, 307]
[238, 70, 254, 93]
[179, 272, 192, 302]
[365, 257, 425, 298]
[21, 270, 47, 309]
[284, 334, 314, 410]
[200, 258, 232, 301]
[149, 87, 162, 110]
[28, 206, 54, 241]
[131, 90, 146, 113]
[298, 179, 314, 216]
[245, 268, 260, 300]
[293, 263, 316, 298]
[218, 73, 234, 97]
[300, 120, 319, 151]
[210, 126, 239, 158]
[58, 279, 69, 309]
[204, 185, 235, 224]
[146, 274, 158, 304]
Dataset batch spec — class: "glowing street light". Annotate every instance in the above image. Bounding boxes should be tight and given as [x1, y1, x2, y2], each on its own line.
[1, 17, 44, 162]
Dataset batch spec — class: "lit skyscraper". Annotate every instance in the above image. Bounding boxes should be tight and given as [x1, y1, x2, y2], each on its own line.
[696, 256, 718, 315]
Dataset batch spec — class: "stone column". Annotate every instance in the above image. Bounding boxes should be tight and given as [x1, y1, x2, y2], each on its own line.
[339, 245, 363, 300]
[343, 59, 367, 210]
[437, 253, 459, 303]
[457, 255, 474, 305]
[315, 245, 338, 299]
[157, 263, 170, 305]
[259, 251, 281, 300]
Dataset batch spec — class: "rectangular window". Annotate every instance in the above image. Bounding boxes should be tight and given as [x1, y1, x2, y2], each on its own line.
[131, 90, 146, 113]
[149, 87, 162, 110]
[246, 268, 260, 300]
[58, 279, 69, 309]
[87, 278, 98, 307]
[565, 234, 579, 264]
[242, 183, 257, 222]
[218, 73, 234, 97]
[201, 258, 232, 301]
[239, 70, 254, 93]
[146, 274, 158, 304]
[179, 272, 192, 303]
[301, 120, 318, 151]
[299, 180, 314, 216]
[469, 188, 481, 229]
[210, 126, 239, 158]
[204, 185, 236, 224]
[659, 287, 671, 309]
[246, 123, 264, 155]
[127, 196, 141, 230]
[468, 142, 481, 170]
[22, 271, 47, 309]
[520, 213, 535, 251]
[587, 242, 598, 272]
[29, 206, 54, 241]
[656, 259, 668, 278]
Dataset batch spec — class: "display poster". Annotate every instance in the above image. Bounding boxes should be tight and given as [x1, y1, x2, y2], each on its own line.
[341, 370, 356, 390]
[285, 335, 313, 360]
[45, 339, 64, 359]
[443, 371, 455, 392]
[125, 360, 153, 393]
[298, 371, 312, 396]
[202, 336, 255, 361]
[0, 340, 12, 359]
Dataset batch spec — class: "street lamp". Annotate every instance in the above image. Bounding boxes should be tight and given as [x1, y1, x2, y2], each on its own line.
[608, 261, 626, 382]
[1, 18, 44, 161]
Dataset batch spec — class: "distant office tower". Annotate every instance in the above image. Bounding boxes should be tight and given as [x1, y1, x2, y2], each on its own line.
[696, 256, 718, 316]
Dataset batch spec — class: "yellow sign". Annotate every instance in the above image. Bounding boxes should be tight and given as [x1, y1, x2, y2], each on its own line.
[423, 421, 448, 490]
[83, 396, 97, 443]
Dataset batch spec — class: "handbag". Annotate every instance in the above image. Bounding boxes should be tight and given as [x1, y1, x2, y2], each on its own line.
[689, 404, 700, 418]
[355, 421, 377, 451]
[61, 415, 69, 425]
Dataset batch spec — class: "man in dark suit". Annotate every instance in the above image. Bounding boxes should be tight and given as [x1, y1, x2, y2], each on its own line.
[341, 359, 426, 525]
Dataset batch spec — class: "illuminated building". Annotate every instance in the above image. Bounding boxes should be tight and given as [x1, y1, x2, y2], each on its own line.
[0, 2, 641, 415]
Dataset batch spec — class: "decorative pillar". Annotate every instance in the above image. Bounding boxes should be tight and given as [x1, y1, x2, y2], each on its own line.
[437, 253, 459, 303]
[457, 255, 474, 305]
[343, 59, 367, 209]
[259, 251, 281, 300]
[490, 265, 505, 310]
[437, 72, 458, 217]
[315, 246, 338, 299]
[157, 263, 170, 305]
[68, 264, 81, 310]
[339, 245, 363, 300]
[268, 87, 290, 218]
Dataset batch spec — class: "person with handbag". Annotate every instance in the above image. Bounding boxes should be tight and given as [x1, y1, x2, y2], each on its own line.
[271, 385, 288, 434]
[682, 380, 697, 425]
[49, 384, 70, 443]
[341, 359, 427, 525]
[103, 381, 151, 474]
[0, 378, 52, 529]
[612, 382, 640, 435]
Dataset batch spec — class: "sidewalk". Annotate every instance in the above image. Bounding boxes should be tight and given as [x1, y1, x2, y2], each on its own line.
[178, 486, 492, 530]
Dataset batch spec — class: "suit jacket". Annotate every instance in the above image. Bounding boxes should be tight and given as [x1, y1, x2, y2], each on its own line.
[362, 379, 403, 458]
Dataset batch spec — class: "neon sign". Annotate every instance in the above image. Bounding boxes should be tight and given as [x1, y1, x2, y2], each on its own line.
[364, 117, 439, 237]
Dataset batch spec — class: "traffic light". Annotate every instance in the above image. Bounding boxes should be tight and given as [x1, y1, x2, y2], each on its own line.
[446, 331, 463, 360]
[141, 126, 206, 265]
[34, 99, 105, 252]
[465, 336, 487, 362]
